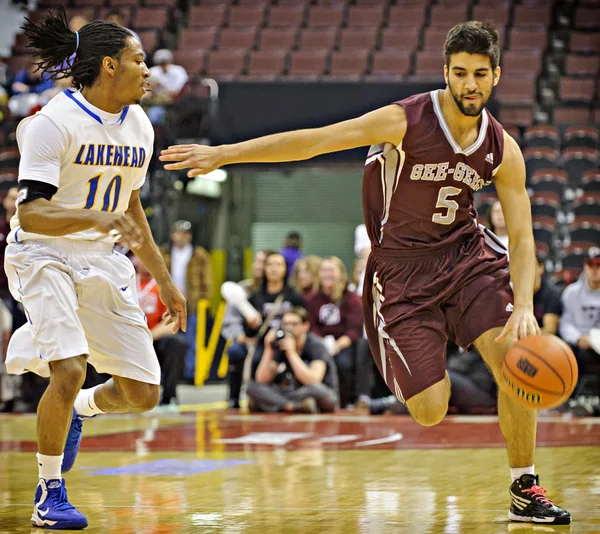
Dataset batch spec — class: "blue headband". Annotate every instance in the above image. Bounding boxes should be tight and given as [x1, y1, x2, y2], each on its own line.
[75, 31, 80, 54]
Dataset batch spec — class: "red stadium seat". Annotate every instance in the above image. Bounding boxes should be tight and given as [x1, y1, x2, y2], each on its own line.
[346, 6, 385, 28]
[530, 169, 568, 199]
[413, 52, 445, 80]
[559, 78, 597, 103]
[429, 6, 468, 27]
[575, 8, 600, 30]
[179, 28, 218, 50]
[570, 32, 600, 54]
[508, 29, 547, 52]
[246, 50, 288, 79]
[205, 50, 247, 79]
[563, 126, 599, 149]
[369, 50, 412, 79]
[329, 50, 370, 79]
[228, 5, 267, 29]
[524, 125, 560, 149]
[498, 106, 533, 127]
[99, 7, 133, 26]
[380, 27, 420, 53]
[72, 0, 104, 7]
[563, 148, 598, 185]
[471, 4, 511, 27]
[287, 50, 329, 79]
[495, 75, 536, 106]
[136, 30, 160, 54]
[188, 6, 227, 29]
[387, 6, 426, 28]
[422, 28, 451, 52]
[512, 6, 552, 28]
[12, 33, 29, 55]
[172, 49, 207, 76]
[299, 28, 338, 51]
[259, 28, 298, 51]
[307, 5, 345, 28]
[219, 28, 258, 50]
[501, 50, 542, 76]
[133, 8, 168, 31]
[553, 107, 592, 126]
[338, 28, 379, 51]
[267, 5, 306, 28]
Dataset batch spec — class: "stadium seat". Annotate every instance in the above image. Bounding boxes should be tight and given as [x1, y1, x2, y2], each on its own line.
[0, 149, 20, 170]
[413, 52, 445, 80]
[497, 106, 533, 127]
[530, 192, 560, 219]
[575, 8, 600, 30]
[533, 222, 555, 254]
[99, 7, 133, 26]
[423, 28, 452, 52]
[107, 0, 136, 7]
[287, 50, 329, 79]
[573, 193, 600, 218]
[429, 6, 468, 27]
[495, 75, 536, 106]
[530, 169, 568, 199]
[580, 170, 600, 194]
[299, 28, 338, 51]
[12, 34, 28, 55]
[307, 5, 346, 28]
[179, 28, 218, 50]
[559, 78, 597, 104]
[553, 107, 592, 126]
[380, 27, 420, 52]
[387, 6, 426, 29]
[507, 29, 547, 52]
[524, 125, 560, 149]
[144, 0, 178, 6]
[563, 148, 598, 185]
[569, 32, 600, 54]
[188, 6, 227, 29]
[205, 50, 247, 79]
[563, 126, 599, 149]
[228, 5, 267, 28]
[523, 147, 560, 177]
[134, 8, 169, 31]
[338, 28, 379, 51]
[346, 6, 385, 28]
[512, 6, 552, 28]
[267, 5, 306, 28]
[471, 4, 511, 27]
[569, 222, 600, 246]
[369, 50, 412, 79]
[246, 50, 288, 79]
[329, 50, 370, 79]
[219, 28, 258, 50]
[501, 50, 542, 76]
[65, 8, 96, 23]
[258, 28, 298, 51]
[564, 55, 600, 77]
[136, 30, 160, 55]
[172, 49, 206, 76]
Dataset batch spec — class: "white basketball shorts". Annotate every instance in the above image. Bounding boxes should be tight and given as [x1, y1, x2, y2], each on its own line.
[4, 238, 160, 384]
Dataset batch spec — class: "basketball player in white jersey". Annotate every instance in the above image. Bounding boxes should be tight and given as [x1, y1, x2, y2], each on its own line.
[4, 11, 186, 529]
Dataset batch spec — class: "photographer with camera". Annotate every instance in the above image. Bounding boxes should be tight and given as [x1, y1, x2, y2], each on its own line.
[246, 308, 338, 413]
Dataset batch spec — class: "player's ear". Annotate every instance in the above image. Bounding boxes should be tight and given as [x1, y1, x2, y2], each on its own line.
[493, 66, 501, 87]
[102, 56, 118, 77]
[443, 63, 449, 85]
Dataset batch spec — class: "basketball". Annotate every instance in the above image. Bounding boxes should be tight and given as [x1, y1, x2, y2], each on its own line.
[502, 335, 578, 410]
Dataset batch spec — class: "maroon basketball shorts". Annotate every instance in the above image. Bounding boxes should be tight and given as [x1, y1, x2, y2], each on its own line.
[363, 232, 513, 403]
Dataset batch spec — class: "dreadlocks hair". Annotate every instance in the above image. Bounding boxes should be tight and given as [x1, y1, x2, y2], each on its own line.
[444, 21, 501, 70]
[23, 7, 133, 89]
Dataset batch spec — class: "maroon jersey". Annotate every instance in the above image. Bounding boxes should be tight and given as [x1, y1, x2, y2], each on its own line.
[362, 90, 505, 252]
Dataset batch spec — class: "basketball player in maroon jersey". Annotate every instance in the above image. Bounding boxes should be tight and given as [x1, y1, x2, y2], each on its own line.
[161, 22, 570, 524]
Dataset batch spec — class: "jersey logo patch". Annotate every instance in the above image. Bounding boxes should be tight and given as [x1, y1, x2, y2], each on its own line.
[16, 187, 28, 205]
[485, 153, 494, 165]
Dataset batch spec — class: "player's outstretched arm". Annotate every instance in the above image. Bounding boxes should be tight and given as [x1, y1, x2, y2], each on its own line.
[126, 189, 187, 333]
[494, 131, 540, 342]
[160, 104, 407, 177]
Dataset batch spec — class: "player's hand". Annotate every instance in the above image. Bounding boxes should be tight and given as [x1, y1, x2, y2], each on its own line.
[495, 307, 540, 343]
[93, 212, 144, 251]
[577, 335, 591, 350]
[158, 281, 187, 333]
[159, 144, 223, 178]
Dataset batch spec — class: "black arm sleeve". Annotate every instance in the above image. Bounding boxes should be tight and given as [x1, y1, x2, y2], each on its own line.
[18, 180, 58, 205]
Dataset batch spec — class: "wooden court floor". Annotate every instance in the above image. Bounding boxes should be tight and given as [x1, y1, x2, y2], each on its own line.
[0, 410, 599, 533]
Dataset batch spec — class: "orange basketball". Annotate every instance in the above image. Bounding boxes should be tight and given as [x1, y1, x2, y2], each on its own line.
[502, 335, 578, 410]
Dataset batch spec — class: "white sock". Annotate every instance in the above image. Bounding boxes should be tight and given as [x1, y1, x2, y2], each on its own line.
[74, 385, 105, 417]
[37, 453, 63, 480]
[511, 465, 535, 482]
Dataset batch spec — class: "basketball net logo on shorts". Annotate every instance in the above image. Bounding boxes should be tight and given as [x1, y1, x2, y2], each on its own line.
[409, 161, 492, 192]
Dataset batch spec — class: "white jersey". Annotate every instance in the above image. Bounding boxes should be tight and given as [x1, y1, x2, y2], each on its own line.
[8, 89, 154, 244]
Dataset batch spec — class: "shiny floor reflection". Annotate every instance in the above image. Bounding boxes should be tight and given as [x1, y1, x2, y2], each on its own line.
[0, 411, 598, 533]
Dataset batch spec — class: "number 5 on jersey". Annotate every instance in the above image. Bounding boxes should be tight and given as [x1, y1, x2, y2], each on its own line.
[432, 186, 461, 225]
[84, 173, 122, 212]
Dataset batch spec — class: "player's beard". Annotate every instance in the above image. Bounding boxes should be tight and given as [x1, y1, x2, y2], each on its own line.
[449, 84, 488, 117]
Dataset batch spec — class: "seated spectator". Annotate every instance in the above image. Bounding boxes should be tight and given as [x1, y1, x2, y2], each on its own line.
[307, 256, 369, 407]
[533, 253, 562, 335]
[348, 255, 368, 296]
[559, 247, 600, 396]
[227, 251, 305, 407]
[133, 255, 187, 408]
[148, 49, 188, 104]
[247, 308, 338, 413]
[222, 249, 268, 408]
[290, 255, 321, 301]
[106, 10, 142, 45]
[280, 231, 303, 275]
[9, 59, 55, 118]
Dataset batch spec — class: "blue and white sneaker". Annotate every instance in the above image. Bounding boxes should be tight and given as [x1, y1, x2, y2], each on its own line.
[31, 478, 88, 529]
[63, 409, 93, 472]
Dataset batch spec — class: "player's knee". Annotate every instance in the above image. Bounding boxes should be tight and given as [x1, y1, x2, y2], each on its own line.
[125, 383, 160, 412]
[406, 381, 449, 427]
[409, 401, 448, 427]
[49, 355, 87, 399]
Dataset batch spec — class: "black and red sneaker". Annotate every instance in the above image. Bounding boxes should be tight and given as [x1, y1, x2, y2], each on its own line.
[509, 474, 571, 524]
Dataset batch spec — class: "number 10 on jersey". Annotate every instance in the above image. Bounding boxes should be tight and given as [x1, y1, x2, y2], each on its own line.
[83, 173, 122, 212]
